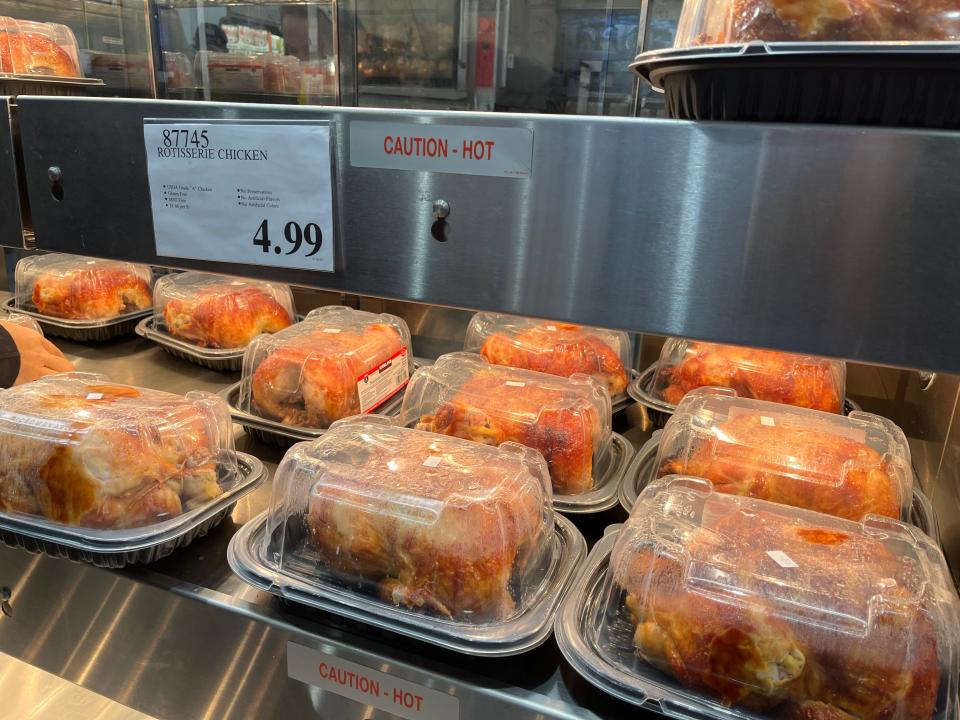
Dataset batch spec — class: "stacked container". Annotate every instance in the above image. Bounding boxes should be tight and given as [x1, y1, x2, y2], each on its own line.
[557, 475, 960, 719]
[464, 312, 633, 401]
[0, 372, 264, 566]
[228, 417, 586, 655]
[400, 352, 632, 512]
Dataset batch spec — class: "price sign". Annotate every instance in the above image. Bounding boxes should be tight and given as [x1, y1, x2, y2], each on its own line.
[144, 121, 335, 273]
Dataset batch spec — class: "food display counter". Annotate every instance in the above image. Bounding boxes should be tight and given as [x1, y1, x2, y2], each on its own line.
[0, 310, 655, 720]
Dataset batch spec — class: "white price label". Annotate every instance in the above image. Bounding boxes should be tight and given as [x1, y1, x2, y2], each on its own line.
[357, 347, 410, 413]
[766, 550, 799, 569]
[144, 122, 335, 272]
[287, 642, 459, 720]
[350, 121, 533, 178]
[504, 381, 526, 387]
[760, 416, 775, 427]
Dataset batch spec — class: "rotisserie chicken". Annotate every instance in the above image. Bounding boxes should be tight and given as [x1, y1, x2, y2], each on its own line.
[303, 422, 550, 620]
[0, 374, 228, 528]
[616, 482, 950, 719]
[249, 321, 407, 427]
[479, 321, 628, 396]
[655, 340, 844, 413]
[162, 284, 293, 348]
[411, 355, 608, 495]
[31, 264, 152, 320]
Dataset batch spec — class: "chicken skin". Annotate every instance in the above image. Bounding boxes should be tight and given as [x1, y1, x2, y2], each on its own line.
[656, 341, 843, 413]
[0, 376, 226, 529]
[32, 267, 151, 320]
[304, 424, 549, 620]
[480, 322, 628, 396]
[163, 285, 293, 348]
[416, 366, 605, 495]
[250, 323, 406, 428]
[660, 412, 906, 521]
[617, 490, 946, 719]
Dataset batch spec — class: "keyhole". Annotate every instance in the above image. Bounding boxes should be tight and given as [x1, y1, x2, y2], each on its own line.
[431, 219, 448, 242]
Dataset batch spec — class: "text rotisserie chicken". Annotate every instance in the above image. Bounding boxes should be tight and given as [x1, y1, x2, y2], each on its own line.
[0, 373, 231, 529]
[466, 312, 630, 397]
[653, 339, 845, 412]
[22, 254, 153, 321]
[158, 273, 294, 349]
[656, 388, 912, 521]
[406, 353, 610, 495]
[243, 306, 411, 428]
[611, 478, 956, 720]
[294, 420, 552, 621]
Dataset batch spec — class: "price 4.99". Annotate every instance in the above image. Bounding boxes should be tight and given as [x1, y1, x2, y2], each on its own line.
[252, 219, 323, 257]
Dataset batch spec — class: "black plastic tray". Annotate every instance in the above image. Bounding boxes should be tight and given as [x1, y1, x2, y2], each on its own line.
[631, 42, 960, 128]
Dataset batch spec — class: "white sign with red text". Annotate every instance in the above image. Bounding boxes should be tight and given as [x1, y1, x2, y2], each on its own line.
[349, 121, 533, 178]
[287, 642, 460, 720]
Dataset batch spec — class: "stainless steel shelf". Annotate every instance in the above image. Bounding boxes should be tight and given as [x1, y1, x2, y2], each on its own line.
[0, 330, 656, 720]
[16, 97, 960, 374]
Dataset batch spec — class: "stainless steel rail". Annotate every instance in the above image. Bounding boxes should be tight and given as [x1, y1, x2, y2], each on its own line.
[16, 97, 960, 374]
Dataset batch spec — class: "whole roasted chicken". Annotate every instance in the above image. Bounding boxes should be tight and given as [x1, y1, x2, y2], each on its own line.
[0, 374, 228, 528]
[659, 411, 908, 521]
[303, 422, 551, 620]
[248, 311, 408, 428]
[30, 262, 152, 320]
[162, 284, 293, 348]
[478, 320, 629, 396]
[694, 0, 960, 44]
[0, 29, 80, 77]
[615, 480, 953, 719]
[654, 340, 844, 413]
[410, 354, 609, 495]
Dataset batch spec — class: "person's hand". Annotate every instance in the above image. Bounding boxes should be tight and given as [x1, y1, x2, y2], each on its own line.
[1, 322, 74, 385]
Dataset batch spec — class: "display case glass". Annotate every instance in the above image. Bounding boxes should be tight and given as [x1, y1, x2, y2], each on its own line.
[0, 0, 153, 97]
[153, 1, 337, 104]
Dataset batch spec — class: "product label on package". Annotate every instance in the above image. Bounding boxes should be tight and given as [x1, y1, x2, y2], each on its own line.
[357, 347, 409, 413]
[287, 642, 459, 720]
[144, 121, 334, 273]
[350, 121, 533, 178]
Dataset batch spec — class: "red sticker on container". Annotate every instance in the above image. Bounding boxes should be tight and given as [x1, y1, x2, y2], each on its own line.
[357, 347, 410, 413]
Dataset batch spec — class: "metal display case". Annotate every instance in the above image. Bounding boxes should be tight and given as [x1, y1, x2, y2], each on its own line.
[3, 94, 960, 719]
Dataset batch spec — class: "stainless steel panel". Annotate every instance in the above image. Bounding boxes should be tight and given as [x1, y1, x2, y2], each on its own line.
[0, 98, 24, 249]
[17, 97, 960, 374]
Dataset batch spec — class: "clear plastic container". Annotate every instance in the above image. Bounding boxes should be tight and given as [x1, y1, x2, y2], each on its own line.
[227, 416, 587, 654]
[674, 0, 960, 46]
[239, 306, 413, 430]
[558, 475, 960, 719]
[650, 338, 846, 413]
[0, 17, 82, 78]
[154, 271, 294, 350]
[0, 372, 238, 530]
[401, 351, 612, 496]
[655, 387, 913, 522]
[15, 253, 153, 321]
[0, 307, 41, 336]
[262, 55, 301, 93]
[464, 312, 632, 398]
[195, 51, 265, 92]
[162, 51, 192, 90]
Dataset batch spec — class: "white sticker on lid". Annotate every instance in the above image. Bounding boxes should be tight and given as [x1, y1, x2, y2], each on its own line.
[322, 327, 342, 334]
[766, 550, 799, 569]
[504, 381, 526, 387]
[85, 393, 104, 401]
[287, 642, 460, 720]
[545, 325, 557, 331]
[760, 416, 775, 427]
[356, 347, 410, 414]
[422, 456, 442, 468]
